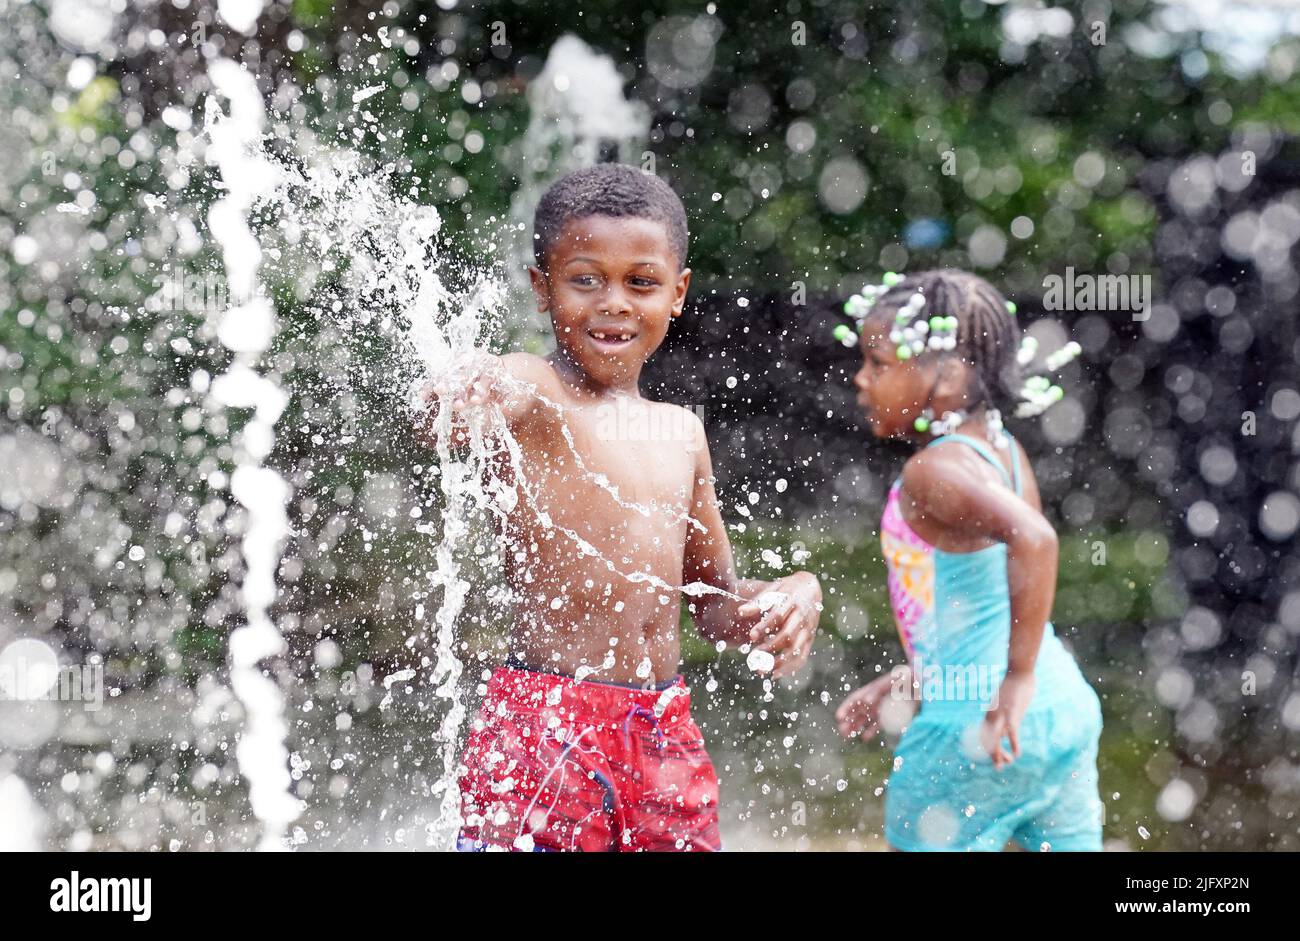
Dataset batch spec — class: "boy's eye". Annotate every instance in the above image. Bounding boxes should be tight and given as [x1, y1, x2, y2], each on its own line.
[570, 274, 600, 287]
[629, 276, 659, 288]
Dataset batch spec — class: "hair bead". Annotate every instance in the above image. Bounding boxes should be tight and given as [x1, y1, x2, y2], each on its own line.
[834, 270, 1082, 426]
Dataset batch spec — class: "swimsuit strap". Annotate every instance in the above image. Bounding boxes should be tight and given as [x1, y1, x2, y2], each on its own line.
[927, 432, 1022, 496]
[1008, 434, 1023, 498]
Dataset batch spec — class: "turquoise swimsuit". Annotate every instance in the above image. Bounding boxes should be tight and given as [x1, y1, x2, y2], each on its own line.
[879, 432, 1103, 851]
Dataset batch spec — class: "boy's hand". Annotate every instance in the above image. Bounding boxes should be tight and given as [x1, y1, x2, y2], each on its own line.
[429, 353, 505, 410]
[414, 354, 504, 448]
[738, 571, 822, 677]
[836, 668, 908, 740]
[981, 670, 1036, 769]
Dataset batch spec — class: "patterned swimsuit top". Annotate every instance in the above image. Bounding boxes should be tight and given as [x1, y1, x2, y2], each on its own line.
[879, 432, 1023, 663]
[881, 432, 1094, 718]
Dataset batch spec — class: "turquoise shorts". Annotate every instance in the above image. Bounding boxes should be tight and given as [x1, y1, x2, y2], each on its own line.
[884, 690, 1103, 852]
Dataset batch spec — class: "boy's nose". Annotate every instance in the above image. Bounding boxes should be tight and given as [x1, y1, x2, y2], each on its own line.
[600, 286, 634, 315]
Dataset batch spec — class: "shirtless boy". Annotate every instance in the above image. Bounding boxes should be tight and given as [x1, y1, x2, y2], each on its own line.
[419, 163, 822, 851]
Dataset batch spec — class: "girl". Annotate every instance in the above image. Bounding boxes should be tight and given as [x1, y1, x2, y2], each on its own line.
[833, 269, 1103, 852]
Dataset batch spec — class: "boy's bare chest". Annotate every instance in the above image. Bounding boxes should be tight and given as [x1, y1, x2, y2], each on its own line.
[522, 402, 697, 510]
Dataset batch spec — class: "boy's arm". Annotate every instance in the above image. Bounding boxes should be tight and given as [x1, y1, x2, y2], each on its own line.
[682, 414, 822, 676]
[414, 351, 556, 446]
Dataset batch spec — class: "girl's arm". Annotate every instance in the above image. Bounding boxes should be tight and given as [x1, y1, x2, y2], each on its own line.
[901, 448, 1059, 676]
[837, 579, 921, 739]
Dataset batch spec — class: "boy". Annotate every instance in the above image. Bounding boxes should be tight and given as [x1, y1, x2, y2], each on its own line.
[419, 163, 822, 851]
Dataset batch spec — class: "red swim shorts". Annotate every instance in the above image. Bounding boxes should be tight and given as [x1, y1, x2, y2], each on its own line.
[456, 665, 722, 852]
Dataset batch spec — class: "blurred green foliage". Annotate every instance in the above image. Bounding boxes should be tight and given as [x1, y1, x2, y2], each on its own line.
[4, 0, 1297, 849]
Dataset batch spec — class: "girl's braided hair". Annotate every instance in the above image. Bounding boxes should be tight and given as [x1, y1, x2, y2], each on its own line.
[867, 269, 1023, 414]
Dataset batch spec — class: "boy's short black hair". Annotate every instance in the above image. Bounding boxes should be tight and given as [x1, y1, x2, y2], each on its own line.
[532, 163, 689, 270]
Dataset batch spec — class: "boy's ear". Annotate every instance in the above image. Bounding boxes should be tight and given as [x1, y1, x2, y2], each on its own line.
[527, 265, 550, 313]
[671, 267, 692, 318]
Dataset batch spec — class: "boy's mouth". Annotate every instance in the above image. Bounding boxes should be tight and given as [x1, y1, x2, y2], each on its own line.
[586, 327, 639, 351]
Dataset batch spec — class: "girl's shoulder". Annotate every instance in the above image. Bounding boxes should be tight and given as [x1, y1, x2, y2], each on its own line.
[899, 438, 996, 492]
[1008, 433, 1042, 511]
[900, 432, 1040, 508]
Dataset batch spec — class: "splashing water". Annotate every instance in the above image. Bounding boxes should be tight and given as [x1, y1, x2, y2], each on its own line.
[3, 0, 1299, 855]
[0, 771, 45, 850]
[242, 120, 775, 849]
[242, 134, 514, 849]
[202, 56, 301, 851]
[506, 35, 650, 325]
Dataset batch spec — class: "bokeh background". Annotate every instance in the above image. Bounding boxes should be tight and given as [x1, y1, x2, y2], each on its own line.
[2, 0, 1299, 850]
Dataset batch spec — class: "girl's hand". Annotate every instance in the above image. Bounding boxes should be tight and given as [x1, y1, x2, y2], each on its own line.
[836, 668, 908, 740]
[738, 572, 822, 677]
[981, 670, 1036, 768]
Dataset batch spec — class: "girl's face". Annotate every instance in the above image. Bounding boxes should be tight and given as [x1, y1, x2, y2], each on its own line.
[853, 318, 933, 439]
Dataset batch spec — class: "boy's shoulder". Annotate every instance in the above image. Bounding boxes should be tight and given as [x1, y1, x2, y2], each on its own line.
[673, 400, 709, 463]
[645, 396, 707, 440]
[500, 350, 557, 383]
[646, 396, 704, 422]
[498, 351, 567, 404]
[597, 396, 707, 462]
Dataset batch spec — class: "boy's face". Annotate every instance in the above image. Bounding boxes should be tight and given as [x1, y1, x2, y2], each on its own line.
[529, 214, 690, 390]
